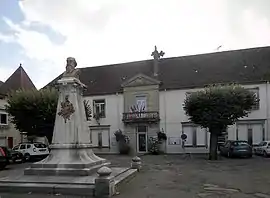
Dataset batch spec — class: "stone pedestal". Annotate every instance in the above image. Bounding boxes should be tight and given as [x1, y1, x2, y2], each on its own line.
[25, 77, 108, 176]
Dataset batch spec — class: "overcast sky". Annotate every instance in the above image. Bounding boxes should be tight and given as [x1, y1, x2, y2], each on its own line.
[0, 0, 270, 89]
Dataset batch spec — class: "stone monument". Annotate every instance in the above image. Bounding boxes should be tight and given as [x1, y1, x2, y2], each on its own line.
[0, 57, 138, 197]
[24, 57, 109, 176]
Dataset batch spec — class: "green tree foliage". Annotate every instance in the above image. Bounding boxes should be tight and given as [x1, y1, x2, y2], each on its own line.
[83, 100, 92, 121]
[5, 89, 92, 143]
[183, 84, 258, 160]
[5, 89, 58, 143]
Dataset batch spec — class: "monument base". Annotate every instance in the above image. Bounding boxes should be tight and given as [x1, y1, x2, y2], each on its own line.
[0, 167, 137, 197]
[24, 144, 109, 176]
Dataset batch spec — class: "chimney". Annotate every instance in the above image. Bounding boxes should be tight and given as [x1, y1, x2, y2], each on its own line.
[151, 46, 165, 77]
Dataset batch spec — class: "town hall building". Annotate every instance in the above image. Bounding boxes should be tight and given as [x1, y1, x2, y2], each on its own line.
[46, 46, 270, 154]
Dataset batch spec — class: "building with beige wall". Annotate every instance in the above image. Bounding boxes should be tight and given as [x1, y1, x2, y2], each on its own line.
[47, 46, 270, 154]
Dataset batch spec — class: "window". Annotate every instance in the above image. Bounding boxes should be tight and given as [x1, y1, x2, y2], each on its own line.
[27, 145, 31, 149]
[98, 132, 102, 147]
[20, 144, 26, 149]
[136, 96, 147, 111]
[90, 128, 109, 147]
[248, 88, 259, 110]
[232, 141, 249, 146]
[34, 143, 46, 148]
[93, 99, 106, 118]
[182, 124, 208, 147]
[13, 145, 19, 151]
[137, 126, 147, 133]
[0, 113, 8, 125]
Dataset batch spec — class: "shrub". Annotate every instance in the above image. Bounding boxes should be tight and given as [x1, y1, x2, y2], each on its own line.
[114, 129, 130, 154]
[157, 131, 167, 141]
[148, 137, 161, 155]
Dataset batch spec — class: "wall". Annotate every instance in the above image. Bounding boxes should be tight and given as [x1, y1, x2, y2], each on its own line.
[0, 99, 21, 147]
[84, 93, 124, 153]
[159, 83, 269, 153]
[123, 85, 159, 112]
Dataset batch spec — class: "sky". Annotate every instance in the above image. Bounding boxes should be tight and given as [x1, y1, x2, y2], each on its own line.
[0, 0, 270, 89]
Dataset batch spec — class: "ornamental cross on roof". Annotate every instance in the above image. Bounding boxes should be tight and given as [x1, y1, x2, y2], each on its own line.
[151, 46, 165, 61]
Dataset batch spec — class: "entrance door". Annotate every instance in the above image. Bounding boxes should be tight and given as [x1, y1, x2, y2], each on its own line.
[7, 137, 13, 148]
[137, 126, 147, 153]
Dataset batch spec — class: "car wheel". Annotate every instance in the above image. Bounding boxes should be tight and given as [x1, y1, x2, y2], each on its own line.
[263, 151, 268, 158]
[24, 153, 31, 161]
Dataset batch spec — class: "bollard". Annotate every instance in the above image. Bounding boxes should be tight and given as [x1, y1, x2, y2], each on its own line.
[95, 166, 115, 198]
[131, 156, 142, 172]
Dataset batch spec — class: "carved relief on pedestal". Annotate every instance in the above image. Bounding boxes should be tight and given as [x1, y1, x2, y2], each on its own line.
[58, 95, 75, 123]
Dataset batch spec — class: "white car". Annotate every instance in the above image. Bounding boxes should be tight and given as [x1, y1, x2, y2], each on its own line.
[254, 141, 270, 157]
[12, 143, 50, 161]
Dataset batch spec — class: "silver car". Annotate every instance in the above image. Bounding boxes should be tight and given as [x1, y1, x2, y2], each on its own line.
[254, 141, 270, 157]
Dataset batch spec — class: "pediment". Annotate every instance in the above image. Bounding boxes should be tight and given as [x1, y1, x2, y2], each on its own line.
[121, 74, 160, 87]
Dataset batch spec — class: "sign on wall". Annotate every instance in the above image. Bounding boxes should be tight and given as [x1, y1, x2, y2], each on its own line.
[168, 137, 181, 145]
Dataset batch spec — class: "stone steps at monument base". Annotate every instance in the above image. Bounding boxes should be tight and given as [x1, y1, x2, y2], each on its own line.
[0, 182, 95, 197]
[0, 167, 138, 197]
[115, 169, 137, 187]
[24, 162, 111, 176]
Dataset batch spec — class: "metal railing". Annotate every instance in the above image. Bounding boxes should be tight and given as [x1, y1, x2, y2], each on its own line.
[122, 111, 160, 123]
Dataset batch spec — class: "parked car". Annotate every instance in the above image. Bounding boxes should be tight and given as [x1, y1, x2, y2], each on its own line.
[254, 141, 270, 157]
[13, 143, 49, 161]
[220, 140, 253, 158]
[0, 147, 8, 170]
[1, 147, 25, 164]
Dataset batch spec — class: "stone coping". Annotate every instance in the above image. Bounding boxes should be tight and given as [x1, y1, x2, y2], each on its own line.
[49, 143, 93, 149]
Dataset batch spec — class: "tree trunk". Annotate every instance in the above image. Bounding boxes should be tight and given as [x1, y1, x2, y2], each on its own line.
[209, 132, 218, 160]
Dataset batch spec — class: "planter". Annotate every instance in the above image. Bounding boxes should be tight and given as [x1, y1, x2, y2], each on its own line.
[158, 141, 166, 153]
[118, 142, 130, 155]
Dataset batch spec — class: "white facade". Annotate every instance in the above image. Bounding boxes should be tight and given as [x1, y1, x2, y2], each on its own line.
[85, 94, 124, 153]
[85, 82, 270, 154]
[0, 99, 22, 148]
[159, 83, 269, 153]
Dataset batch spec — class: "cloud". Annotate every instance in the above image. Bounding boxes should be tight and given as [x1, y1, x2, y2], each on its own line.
[1, 0, 270, 89]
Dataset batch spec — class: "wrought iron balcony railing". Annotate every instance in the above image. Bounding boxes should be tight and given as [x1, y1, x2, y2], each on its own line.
[122, 111, 160, 123]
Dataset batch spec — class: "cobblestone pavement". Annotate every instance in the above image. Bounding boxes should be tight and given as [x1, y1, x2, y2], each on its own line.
[0, 155, 270, 198]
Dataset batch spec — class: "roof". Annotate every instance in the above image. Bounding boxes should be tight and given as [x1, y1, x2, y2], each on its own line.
[0, 81, 3, 87]
[0, 66, 36, 95]
[45, 46, 270, 96]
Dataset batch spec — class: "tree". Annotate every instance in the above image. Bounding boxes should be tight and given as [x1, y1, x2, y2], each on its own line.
[5, 89, 92, 143]
[83, 100, 92, 121]
[183, 84, 258, 160]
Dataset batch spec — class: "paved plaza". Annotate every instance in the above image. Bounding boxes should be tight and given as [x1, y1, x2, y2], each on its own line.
[0, 154, 270, 198]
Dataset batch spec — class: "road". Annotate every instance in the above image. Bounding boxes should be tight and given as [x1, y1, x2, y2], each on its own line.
[0, 155, 270, 198]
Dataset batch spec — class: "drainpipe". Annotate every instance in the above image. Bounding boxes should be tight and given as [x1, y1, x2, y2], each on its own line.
[164, 89, 167, 132]
[266, 82, 269, 140]
[164, 89, 167, 153]
[116, 92, 120, 129]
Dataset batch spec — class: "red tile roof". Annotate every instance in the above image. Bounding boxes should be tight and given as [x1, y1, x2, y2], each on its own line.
[0, 65, 36, 95]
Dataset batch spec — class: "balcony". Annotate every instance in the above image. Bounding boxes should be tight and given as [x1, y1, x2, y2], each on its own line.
[122, 111, 160, 123]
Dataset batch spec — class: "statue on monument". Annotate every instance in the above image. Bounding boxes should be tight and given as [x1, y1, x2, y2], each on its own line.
[63, 57, 80, 79]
